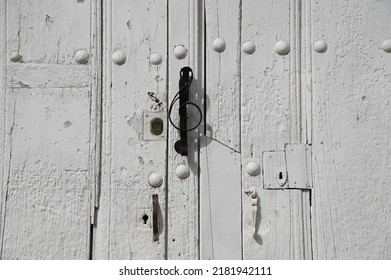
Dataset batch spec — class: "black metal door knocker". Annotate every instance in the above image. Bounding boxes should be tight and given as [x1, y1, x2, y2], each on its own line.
[168, 67, 202, 156]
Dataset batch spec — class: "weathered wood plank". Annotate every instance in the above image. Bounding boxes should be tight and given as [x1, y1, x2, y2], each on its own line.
[205, 0, 241, 151]
[9, 64, 90, 88]
[1, 0, 99, 259]
[0, 0, 7, 258]
[166, 0, 202, 260]
[95, 0, 167, 259]
[241, 0, 311, 259]
[200, 136, 242, 260]
[311, 0, 391, 259]
[1, 88, 93, 259]
[7, 0, 91, 64]
[2, 170, 90, 259]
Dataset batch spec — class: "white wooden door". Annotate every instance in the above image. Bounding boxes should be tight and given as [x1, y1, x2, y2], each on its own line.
[1, 0, 391, 260]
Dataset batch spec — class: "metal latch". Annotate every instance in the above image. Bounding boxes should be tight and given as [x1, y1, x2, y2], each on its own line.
[263, 144, 312, 190]
[152, 194, 159, 241]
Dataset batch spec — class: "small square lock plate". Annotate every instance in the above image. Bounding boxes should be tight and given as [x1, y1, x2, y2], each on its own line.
[143, 112, 167, 141]
[263, 144, 312, 190]
[263, 150, 288, 189]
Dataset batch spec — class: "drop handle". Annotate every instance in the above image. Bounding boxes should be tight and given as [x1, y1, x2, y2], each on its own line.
[152, 194, 159, 241]
[245, 188, 258, 238]
[168, 67, 202, 156]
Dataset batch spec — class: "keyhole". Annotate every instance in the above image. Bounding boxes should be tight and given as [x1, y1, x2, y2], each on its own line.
[150, 118, 163, 135]
[142, 214, 149, 224]
[279, 172, 283, 180]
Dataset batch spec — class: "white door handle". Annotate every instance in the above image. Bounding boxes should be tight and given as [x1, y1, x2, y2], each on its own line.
[246, 188, 259, 238]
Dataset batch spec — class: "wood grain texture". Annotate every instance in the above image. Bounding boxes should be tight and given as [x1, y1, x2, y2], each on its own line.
[8, 64, 90, 89]
[166, 0, 201, 260]
[205, 0, 241, 151]
[200, 136, 242, 260]
[0, 0, 7, 259]
[0, 0, 99, 259]
[311, 0, 391, 259]
[95, 0, 167, 260]
[241, 0, 312, 259]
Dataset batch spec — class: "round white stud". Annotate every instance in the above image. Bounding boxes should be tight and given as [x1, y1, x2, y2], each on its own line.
[381, 39, 391, 53]
[112, 50, 126, 65]
[148, 173, 163, 188]
[242, 40, 256, 54]
[274, 40, 290, 55]
[246, 162, 261, 176]
[74, 49, 89, 64]
[313, 39, 328, 53]
[173, 45, 188, 60]
[10, 51, 22, 62]
[150, 52, 163, 65]
[212, 38, 226, 53]
[175, 164, 190, 179]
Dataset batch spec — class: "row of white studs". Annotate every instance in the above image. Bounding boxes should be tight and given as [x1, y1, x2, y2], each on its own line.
[148, 161, 261, 187]
[112, 38, 391, 66]
[9, 38, 390, 64]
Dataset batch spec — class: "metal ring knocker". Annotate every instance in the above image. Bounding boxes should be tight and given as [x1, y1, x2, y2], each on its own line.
[168, 67, 202, 156]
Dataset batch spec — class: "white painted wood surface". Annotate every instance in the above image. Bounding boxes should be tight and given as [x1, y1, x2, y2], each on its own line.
[95, 0, 167, 260]
[200, 136, 241, 259]
[311, 0, 391, 259]
[166, 0, 202, 260]
[1, 0, 390, 260]
[0, 0, 99, 259]
[205, 0, 241, 151]
[240, 0, 312, 259]
[0, 0, 6, 260]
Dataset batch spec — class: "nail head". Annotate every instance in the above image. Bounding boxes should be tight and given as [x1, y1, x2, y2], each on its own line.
[246, 162, 261, 176]
[74, 49, 89, 64]
[314, 39, 328, 53]
[112, 50, 126, 65]
[242, 40, 256, 54]
[148, 173, 163, 188]
[173, 45, 188, 60]
[10, 51, 22, 62]
[274, 40, 290, 55]
[381, 39, 391, 53]
[212, 38, 226, 53]
[175, 164, 190, 179]
[150, 52, 163, 65]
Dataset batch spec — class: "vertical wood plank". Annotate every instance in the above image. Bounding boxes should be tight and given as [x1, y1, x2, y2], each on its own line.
[95, 0, 167, 259]
[200, 136, 242, 259]
[205, 0, 241, 151]
[241, 0, 312, 259]
[311, 0, 391, 259]
[1, 0, 100, 259]
[167, 0, 202, 260]
[0, 0, 7, 258]
[200, 0, 242, 260]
